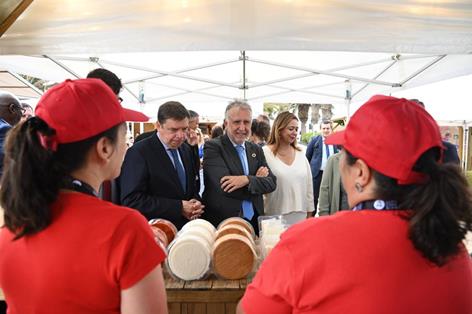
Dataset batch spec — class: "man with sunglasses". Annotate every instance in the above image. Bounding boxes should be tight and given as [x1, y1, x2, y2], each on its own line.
[0, 91, 22, 176]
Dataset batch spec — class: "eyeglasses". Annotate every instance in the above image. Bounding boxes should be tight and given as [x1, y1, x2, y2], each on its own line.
[0, 103, 25, 114]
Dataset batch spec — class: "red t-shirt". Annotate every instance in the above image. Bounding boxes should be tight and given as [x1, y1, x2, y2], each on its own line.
[0, 192, 166, 314]
[242, 210, 472, 314]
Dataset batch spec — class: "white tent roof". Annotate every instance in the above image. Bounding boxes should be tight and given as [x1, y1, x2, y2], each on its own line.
[2, 0, 472, 54]
[0, 1, 471, 119]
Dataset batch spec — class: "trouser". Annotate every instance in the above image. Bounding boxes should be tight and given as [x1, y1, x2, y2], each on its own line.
[312, 170, 323, 216]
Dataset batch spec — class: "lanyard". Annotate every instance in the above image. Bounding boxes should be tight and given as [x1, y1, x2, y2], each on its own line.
[64, 177, 98, 197]
[353, 199, 399, 211]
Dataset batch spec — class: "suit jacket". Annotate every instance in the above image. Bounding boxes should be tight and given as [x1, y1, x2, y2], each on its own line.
[306, 135, 339, 178]
[202, 134, 276, 227]
[120, 134, 200, 229]
[318, 152, 342, 216]
[0, 119, 12, 177]
[184, 141, 201, 193]
[443, 141, 460, 164]
[134, 130, 155, 143]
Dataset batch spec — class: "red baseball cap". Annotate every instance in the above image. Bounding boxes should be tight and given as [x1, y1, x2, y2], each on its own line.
[35, 79, 148, 143]
[325, 95, 443, 184]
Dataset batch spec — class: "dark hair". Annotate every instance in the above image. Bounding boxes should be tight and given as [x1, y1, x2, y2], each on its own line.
[188, 110, 199, 119]
[86, 68, 122, 95]
[251, 119, 270, 142]
[210, 125, 224, 139]
[344, 148, 472, 266]
[320, 119, 333, 128]
[157, 101, 190, 124]
[21, 103, 33, 111]
[257, 114, 270, 125]
[0, 117, 123, 239]
[267, 112, 300, 154]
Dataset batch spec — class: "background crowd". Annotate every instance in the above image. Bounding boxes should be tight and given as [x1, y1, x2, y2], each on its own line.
[0, 69, 470, 313]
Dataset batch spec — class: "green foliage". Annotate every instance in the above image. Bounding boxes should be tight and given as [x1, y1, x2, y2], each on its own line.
[263, 103, 297, 120]
[301, 131, 319, 144]
[19, 74, 49, 92]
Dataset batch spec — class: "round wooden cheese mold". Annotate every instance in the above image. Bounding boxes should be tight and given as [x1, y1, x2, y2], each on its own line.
[218, 217, 255, 239]
[212, 234, 256, 280]
[150, 226, 169, 248]
[149, 218, 178, 244]
[167, 235, 211, 281]
[215, 224, 255, 247]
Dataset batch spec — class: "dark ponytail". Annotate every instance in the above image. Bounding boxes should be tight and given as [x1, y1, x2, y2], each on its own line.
[401, 148, 472, 265]
[345, 148, 472, 266]
[0, 117, 123, 239]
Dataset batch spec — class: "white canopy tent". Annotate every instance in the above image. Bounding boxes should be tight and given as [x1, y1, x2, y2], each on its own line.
[2, 52, 472, 120]
[0, 0, 471, 120]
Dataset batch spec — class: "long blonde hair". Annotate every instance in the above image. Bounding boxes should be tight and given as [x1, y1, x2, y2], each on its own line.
[267, 111, 301, 155]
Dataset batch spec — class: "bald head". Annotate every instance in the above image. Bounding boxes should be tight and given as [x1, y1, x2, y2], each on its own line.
[0, 91, 22, 126]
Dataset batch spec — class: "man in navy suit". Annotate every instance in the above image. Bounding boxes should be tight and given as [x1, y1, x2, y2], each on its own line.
[202, 101, 276, 233]
[410, 99, 460, 165]
[120, 101, 204, 229]
[306, 120, 338, 214]
[0, 91, 22, 177]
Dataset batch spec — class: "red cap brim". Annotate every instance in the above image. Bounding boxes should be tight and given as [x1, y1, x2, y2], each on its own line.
[122, 108, 149, 122]
[325, 130, 345, 145]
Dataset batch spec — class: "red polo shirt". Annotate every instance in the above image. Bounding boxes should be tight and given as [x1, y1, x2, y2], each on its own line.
[0, 192, 166, 314]
[242, 211, 472, 314]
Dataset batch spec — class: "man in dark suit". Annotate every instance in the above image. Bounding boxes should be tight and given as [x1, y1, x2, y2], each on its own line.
[202, 100, 276, 233]
[120, 101, 204, 229]
[306, 120, 339, 214]
[410, 99, 460, 165]
[0, 91, 22, 177]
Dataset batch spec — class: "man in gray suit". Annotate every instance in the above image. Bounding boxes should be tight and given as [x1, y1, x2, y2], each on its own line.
[202, 100, 276, 233]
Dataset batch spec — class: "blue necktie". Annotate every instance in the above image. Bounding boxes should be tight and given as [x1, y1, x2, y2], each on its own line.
[169, 149, 187, 193]
[325, 143, 331, 159]
[236, 145, 254, 220]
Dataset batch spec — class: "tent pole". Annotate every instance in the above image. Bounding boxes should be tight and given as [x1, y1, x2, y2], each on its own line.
[249, 57, 396, 87]
[241, 51, 247, 101]
[123, 58, 240, 84]
[93, 60, 141, 102]
[345, 80, 352, 119]
[399, 55, 446, 86]
[100, 59, 239, 89]
[43, 55, 80, 79]
[463, 121, 469, 171]
[351, 59, 398, 99]
[8, 70, 43, 96]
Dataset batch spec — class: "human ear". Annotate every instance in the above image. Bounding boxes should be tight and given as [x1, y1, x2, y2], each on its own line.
[354, 159, 372, 190]
[95, 137, 115, 162]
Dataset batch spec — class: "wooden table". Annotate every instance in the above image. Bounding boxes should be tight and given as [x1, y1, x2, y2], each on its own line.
[166, 275, 251, 314]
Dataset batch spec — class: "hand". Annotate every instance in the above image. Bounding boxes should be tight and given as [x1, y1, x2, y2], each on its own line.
[187, 128, 198, 146]
[182, 199, 205, 220]
[220, 175, 249, 193]
[256, 166, 269, 177]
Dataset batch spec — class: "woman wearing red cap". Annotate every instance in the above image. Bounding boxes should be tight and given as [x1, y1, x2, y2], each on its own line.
[237, 95, 472, 314]
[0, 79, 168, 313]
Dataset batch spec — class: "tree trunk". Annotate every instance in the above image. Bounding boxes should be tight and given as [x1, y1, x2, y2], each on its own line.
[297, 103, 310, 136]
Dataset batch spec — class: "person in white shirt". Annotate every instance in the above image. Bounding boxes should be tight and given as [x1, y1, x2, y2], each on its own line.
[263, 111, 314, 222]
